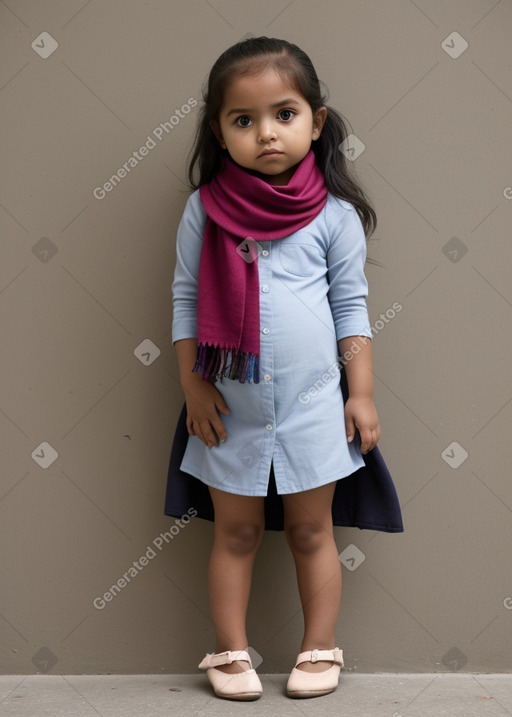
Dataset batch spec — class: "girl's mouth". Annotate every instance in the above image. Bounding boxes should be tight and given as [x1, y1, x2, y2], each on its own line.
[258, 150, 283, 157]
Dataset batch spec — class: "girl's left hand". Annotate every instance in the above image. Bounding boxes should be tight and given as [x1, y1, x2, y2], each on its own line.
[344, 396, 381, 454]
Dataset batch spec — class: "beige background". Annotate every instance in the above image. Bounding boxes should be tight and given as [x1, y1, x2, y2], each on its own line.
[1, 0, 511, 677]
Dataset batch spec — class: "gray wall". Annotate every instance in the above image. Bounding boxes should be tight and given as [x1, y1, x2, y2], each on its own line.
[1, 0, 511, 675]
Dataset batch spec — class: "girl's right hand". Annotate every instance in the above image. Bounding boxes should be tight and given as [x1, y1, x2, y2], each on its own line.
[182, 377, 231, 448]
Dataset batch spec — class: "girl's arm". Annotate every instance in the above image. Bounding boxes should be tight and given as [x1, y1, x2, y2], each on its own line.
[326, 200, 379, 454]
[174, 338, 230, 448]
[338, 335, 380, 454]
[171, 193, 230, 448]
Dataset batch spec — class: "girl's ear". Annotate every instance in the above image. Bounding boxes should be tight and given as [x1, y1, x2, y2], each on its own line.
[210, 119, 226, 149]
[312, 106, 328, 141]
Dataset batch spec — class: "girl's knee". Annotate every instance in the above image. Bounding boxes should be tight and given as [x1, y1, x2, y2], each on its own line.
[285, 522, 328, 555]
[217, 522, 264, 556]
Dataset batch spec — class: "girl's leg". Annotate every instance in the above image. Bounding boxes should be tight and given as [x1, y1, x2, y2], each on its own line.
[207, 485, 265, 674]
[282, 481, 341, 673]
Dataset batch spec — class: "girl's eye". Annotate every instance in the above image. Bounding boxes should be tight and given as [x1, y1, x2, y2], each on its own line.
[236, 116, 252, 127]
[278, 109, 295, 121]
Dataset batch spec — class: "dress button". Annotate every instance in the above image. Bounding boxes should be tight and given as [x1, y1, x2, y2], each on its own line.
[263, 374, 271, 381]
[261, 250, 269, 256]
[266, 424, 273, 431]
[262, 327, 270, 334]
[261, 284, 269, 293]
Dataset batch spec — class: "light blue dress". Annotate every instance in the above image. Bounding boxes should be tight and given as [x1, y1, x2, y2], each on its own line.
[172, 190, 373, 496]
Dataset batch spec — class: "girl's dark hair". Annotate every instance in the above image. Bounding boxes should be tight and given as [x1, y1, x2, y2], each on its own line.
[188, 37, 376, 237]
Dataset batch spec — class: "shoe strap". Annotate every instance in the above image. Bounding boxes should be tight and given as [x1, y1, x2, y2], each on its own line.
[198, 649, 252, 670]
[294, 648, 344, 667]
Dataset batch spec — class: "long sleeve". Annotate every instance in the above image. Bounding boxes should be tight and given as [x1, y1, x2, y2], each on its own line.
[171, 190, 207, 344]
[325, 198, 372, 341]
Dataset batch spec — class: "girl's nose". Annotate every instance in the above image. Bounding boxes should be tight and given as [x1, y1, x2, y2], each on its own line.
[258, 122, 277, 142]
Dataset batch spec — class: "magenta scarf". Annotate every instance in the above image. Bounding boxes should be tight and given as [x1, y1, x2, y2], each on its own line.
[193, 150, 327, 383]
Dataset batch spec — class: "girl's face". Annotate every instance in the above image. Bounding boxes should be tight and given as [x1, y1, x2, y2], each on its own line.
[212, 67, 326, 186]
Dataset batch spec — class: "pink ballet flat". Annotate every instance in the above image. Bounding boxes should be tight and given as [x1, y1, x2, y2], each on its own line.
[286, 647, 344, 698]
[198, 649, 262, 700]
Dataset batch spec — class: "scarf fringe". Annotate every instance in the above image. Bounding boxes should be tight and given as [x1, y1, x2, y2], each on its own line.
[193, 343, 260, 384]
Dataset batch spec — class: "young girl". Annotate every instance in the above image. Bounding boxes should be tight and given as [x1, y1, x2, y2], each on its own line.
[166, 36, 403, 701]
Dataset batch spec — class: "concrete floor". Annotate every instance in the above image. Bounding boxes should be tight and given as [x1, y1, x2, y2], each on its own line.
[0, 673, 511, 716]
[0, 672, 512, 717]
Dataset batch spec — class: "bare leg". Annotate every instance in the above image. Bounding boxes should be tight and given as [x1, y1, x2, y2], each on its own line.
[282, 481, 342, 673]
[207, 485, 265, 674]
